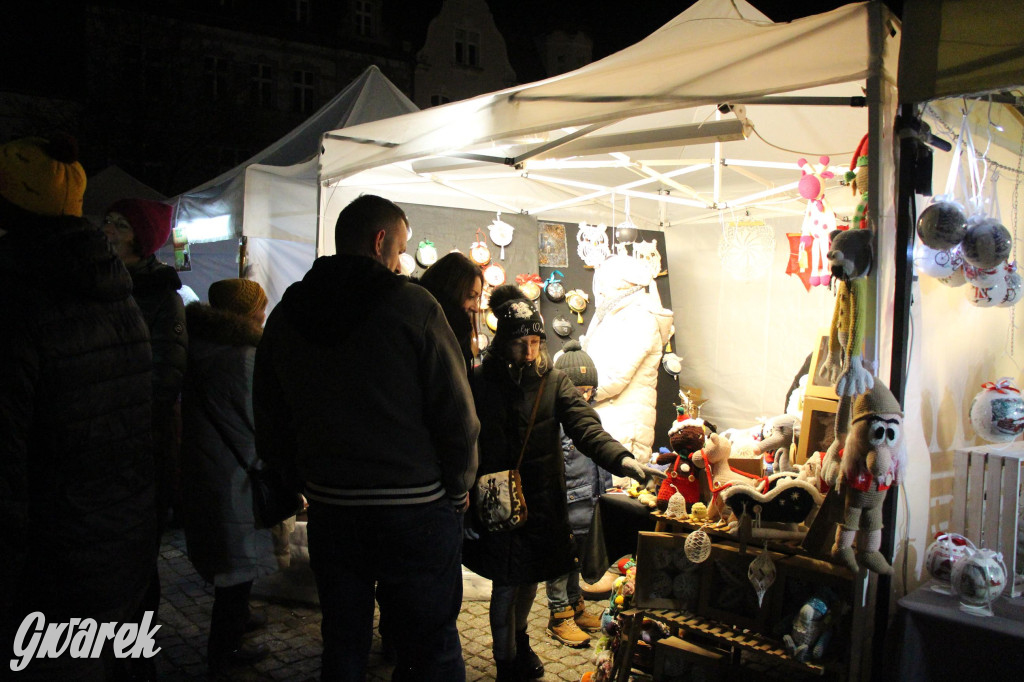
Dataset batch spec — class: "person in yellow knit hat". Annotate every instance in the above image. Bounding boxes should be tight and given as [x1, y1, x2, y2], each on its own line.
[180, 278, 276, 673]
[1, 134, 157, 679]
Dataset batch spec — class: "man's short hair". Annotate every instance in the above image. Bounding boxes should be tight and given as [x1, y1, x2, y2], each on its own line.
[334, 194, 408, 254]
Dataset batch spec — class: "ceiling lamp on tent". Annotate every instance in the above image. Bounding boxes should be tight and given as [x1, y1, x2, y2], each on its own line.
[718, 215, 775, 282]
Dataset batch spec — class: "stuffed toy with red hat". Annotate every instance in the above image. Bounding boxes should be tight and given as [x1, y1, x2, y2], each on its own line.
[654, 407, 705, 511]
[846, 134, 870, 230]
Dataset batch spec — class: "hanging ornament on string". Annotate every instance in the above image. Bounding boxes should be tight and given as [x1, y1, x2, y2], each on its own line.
[718, 214, 775, 282]
[470, 228, 491, 266]
[964, 274, 1007, 307]
[633, 239, 664, 279]
[576, 222, 610, 267]
[483, 262, 506, 288]
[999, 262, 1022, 307]
[914, 242, 966, 285]
[566, 289, 589, 324]
[748, 542, 777, 608]
[515, 273, 543, 301]
[614, 195, 639, 245]
[415, 239, 438, 268]
[969, 378, 1024, 442]
[488, 213, 514, 260]
[398, 252, 417, 277]
[543, 271, 565, 302]
[684, 526, 712, 563]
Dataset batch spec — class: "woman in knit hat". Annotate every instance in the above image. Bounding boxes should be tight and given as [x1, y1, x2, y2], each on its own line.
[102, 197, 189, 656]
[464, 285, 663, 681]
[180, 279, 275, 672]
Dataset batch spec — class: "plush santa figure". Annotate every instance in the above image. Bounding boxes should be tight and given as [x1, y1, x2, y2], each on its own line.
[655, 410, 705, 510]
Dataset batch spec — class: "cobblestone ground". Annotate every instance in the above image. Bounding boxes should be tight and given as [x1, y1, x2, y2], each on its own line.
[156, 529, 600, 681]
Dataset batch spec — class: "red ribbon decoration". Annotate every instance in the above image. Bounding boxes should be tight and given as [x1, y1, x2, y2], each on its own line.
[515, 273, 542, 285]
[981, 379, 1020, 394]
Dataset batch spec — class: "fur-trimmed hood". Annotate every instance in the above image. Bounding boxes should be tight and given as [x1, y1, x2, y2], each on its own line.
[185, 302, 262, 347]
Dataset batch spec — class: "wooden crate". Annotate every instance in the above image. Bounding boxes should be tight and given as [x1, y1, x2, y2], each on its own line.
[950, 443, 1024, 597]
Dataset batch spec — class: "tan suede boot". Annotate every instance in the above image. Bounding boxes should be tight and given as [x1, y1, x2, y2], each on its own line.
[547, 608, 591, 647]
[574, 599, 602, 633]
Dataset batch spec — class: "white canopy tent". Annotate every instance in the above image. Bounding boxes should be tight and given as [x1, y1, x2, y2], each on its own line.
[172, 66, 417, 309]
[314, 0, 901, 429]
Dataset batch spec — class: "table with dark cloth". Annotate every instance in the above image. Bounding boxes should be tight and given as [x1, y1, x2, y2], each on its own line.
[581, 493, 657, 583]
[895, 580, 1024, 681]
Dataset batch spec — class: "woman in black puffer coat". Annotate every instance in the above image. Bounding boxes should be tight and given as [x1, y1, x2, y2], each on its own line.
[463, 286, 661, 682]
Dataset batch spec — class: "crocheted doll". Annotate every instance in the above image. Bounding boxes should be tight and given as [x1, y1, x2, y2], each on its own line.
[820, 228, 874, 397]
[655, 410, 704, 510]
[846, 134, 870, 231]
[831, 380, 905, 575]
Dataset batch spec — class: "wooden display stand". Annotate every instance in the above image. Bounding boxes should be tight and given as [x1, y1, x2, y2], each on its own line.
[612, 517, 876, 681]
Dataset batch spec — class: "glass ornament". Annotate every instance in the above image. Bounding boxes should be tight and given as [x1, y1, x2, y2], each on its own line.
[969, 378, 1024, 442]
[398, 252, 417, 277]
[684, 527, 712, 563]
[964, 277, 1007, 307]
[961, 217, 1013, 269]
[914, 242, 960, 280]
[963, 260, 1002, 287]
[950, 547, 1007, 616]
[999, 262, 1022, 307]
[925, 532, 976, 593]
[916, 197, 968, 250]
[748, 544, 776, 607]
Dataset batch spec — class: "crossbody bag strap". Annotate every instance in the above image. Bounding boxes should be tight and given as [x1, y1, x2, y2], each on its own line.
[514, 372, 548, 470]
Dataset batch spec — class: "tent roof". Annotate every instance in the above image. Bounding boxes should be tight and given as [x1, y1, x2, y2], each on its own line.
[320, 1, 893, 184]
[83, 165, 166, 218]
[899, 0, 1024, 103]
[316, 0, 898, 247]
[191, 65, 416, 195]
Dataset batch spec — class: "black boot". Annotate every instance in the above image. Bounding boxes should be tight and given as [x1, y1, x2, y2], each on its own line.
[496, 659, 527, 682]
[514, 629, 544, 679]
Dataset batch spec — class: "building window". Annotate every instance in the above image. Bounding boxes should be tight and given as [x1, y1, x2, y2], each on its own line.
[455, 29, 480, 66]
[430, 95, 451, 107]
[295, 0, 311, 24]
[353, 0, 376, 38]
[249, 63, 275, 109]
[292, 69, 316, 114]
[204, 56, 229, 100]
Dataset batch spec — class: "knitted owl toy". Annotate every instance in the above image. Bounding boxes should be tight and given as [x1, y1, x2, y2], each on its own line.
[821, 228, 874, 397]
[655, 409, 704, 511]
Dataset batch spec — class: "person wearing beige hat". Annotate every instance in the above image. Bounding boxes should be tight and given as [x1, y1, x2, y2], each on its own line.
[180, 278, 276, 672]
[1, 134, 156, 679]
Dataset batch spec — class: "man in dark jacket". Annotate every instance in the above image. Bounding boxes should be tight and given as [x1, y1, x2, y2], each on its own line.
[254, 194, 479, 681]
[0, 135, 156, 680]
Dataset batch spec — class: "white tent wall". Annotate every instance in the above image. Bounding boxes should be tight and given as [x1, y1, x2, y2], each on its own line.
[664, 217, 837, 428]
[896, 105, 1024, 594]
[172, 66, 417, 311]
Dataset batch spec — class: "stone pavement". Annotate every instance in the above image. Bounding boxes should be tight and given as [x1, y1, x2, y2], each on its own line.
[155, 528, 602, 681]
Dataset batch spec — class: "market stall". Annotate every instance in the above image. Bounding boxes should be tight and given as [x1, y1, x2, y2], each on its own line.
[309, 1, 901, 679]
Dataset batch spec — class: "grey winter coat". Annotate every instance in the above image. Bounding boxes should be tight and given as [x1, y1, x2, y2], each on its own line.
[463, 353, 631, 585]
[181, 303, 275, 584]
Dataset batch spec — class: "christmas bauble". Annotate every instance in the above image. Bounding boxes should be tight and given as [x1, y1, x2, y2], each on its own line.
[963, 260, 1002, 287]
[951, 547, 1006, 612]
[916, 198, 968, 250]
[969, 379, 1024, 442]
[999, 262, 1022, 307]
[961, 217, 1013, 268]
[551, 315, 572, 338]
[615, 221, 639, 244]
[398, 252, 417, 277]
[925, 532, 976, 593]
[914, 242, 959, 280]
[684, 528, 712, 563]
[964, 277, 1007, 307]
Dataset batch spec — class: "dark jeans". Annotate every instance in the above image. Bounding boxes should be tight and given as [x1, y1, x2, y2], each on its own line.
[308, 499, 465, 682]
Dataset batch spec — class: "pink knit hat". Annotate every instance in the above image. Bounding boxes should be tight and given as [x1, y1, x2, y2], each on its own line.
[106, 198, 173, 257]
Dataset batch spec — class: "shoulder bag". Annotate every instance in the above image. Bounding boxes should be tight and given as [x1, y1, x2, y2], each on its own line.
[475, 373, 547, 533]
